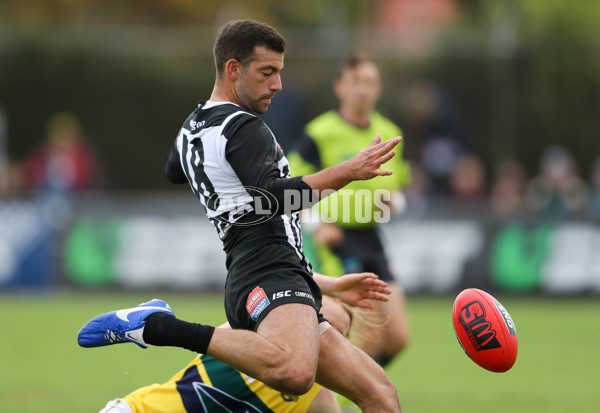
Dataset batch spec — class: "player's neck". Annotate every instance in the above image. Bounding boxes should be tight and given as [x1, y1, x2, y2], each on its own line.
[338, 107, 370, 128]
[210, 82, 239, 106]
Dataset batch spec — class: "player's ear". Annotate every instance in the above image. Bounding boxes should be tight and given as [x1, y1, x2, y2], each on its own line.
[225, 59, 241, 81]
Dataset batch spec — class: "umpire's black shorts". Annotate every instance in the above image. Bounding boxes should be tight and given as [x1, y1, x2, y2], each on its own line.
[332, 226, 396, 283]
[224, 242, 325, 331]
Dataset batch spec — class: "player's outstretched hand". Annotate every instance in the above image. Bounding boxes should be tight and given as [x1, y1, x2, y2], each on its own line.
[300, 134, 402, 196]
[347, 134, 402, 180]
[330, 272, 391, 309]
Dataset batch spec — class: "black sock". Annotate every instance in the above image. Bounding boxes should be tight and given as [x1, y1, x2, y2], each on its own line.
[143, 313, 215, 354]
[374, 353, 394, 367]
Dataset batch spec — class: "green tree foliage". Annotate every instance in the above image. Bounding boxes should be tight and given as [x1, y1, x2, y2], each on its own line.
[1, 0, 599, 189]
[424, 0, 600, 178]
[516, 0, 600, 176]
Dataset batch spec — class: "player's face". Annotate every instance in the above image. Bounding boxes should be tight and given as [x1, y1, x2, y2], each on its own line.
[236, 46, 283, 114]
[335, 61, 382, 114]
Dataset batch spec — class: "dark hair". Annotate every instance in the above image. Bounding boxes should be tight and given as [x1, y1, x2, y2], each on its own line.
[338, 51, 375, 76]
[213, 19, 286, 78]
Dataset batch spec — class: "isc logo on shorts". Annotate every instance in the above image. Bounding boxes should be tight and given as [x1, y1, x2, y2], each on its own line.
[273, 290, 291, 299]
[246, 287, 270, 321]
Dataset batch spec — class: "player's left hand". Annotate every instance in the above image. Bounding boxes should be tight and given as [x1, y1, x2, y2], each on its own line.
[332, 272, 391, 309]
[347, 134, 401, 180]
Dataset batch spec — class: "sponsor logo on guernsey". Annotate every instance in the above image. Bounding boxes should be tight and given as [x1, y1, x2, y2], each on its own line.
[189, 119, 205, 131]
[246, 287, 270, 321]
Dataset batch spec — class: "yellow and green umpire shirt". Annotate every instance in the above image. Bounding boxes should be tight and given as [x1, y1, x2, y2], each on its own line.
[123, 354, 321, 412]
[287, 110, 410, 229]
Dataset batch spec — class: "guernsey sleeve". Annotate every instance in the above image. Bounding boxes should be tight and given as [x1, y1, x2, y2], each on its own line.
[225, 117, 318, 214]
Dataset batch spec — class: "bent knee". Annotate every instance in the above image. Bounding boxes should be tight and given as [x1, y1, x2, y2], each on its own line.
[269, 367, 316, 395]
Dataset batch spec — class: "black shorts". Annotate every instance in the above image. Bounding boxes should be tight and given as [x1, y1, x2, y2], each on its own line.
[332, 226, 396, 283]
[224, 242, 324, 331]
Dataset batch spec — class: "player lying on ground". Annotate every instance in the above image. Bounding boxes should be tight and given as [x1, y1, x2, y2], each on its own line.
[82, 273, 390, 413]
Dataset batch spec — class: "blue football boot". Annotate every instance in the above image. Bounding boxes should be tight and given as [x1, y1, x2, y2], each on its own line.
[77, 299, 174, 349]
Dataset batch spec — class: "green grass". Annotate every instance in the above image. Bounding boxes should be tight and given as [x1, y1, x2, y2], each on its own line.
[388, 295, 600, 413]
[1, 292, 598, 412]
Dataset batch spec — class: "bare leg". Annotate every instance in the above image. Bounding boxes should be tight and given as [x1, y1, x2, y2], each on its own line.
[380, 284, 411, 357]
[357, 283, 411, 364]
[205, 302, 401, 411]
[316, 327, 402, 413]
[205, 303, 320, 395]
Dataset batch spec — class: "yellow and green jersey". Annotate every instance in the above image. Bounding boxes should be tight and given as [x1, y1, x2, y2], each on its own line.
[124, 354, 321, 413]
[288, 110, 410, 228]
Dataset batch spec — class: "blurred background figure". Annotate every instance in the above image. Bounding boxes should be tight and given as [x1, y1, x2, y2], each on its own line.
[587, 156, 600, 218]
[260, 72, 309, 152]
[449, 153, 487, 206]
[524, 145, 588, 220]
[288, 52, 412, 370]
[0, 157, 25, 198]
[23, 111, 107, 230]
[489, 159, 527, 219]
[401, 79, 470, 198]
[402, 161, 430, 218]
[24, 112, 106, 197]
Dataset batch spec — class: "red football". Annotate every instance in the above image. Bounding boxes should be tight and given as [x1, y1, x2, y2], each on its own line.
[452, 288, 518, 372]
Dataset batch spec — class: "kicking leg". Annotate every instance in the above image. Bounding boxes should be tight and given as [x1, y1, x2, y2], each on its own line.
[79, 299, 321, 395]
[200, 303, 321, 395]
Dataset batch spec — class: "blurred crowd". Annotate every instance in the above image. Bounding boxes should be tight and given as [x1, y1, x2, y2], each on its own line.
[264, 79, 600, 223]
[395, 79, 597, 221]
[0, 111, 106, 230]
[0, 111, 106, 199]
[2, 103, 599, 223]
[402, 143, 598, 222]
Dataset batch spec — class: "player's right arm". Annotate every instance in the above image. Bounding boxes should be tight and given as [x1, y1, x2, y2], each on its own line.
[163, 141, 188, 184]
[301, 134, 401, 198]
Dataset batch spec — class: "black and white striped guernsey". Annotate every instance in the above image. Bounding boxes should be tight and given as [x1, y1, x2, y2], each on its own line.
[164, 100, 313, 272]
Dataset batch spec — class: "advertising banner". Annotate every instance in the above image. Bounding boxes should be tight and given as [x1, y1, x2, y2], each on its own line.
[3, 195, 599, 294]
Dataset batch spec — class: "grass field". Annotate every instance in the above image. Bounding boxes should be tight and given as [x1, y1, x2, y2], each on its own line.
[1, 291, 599, 412]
